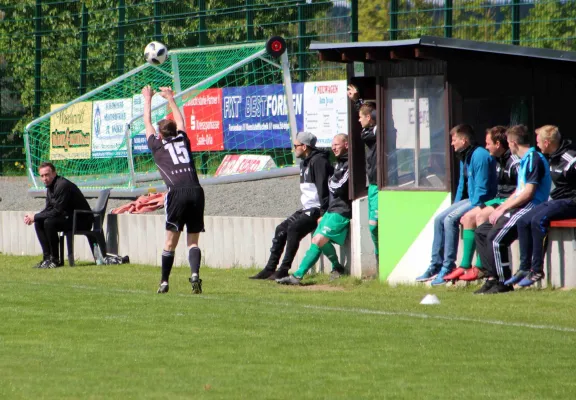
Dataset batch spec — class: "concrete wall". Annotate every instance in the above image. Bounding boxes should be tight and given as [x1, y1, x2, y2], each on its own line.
[0, 211, 349, 275]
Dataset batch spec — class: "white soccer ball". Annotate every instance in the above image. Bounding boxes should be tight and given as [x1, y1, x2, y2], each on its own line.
[144, 41, 168, 65]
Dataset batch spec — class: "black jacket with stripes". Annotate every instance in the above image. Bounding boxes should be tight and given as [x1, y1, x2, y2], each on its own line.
[327, 153, 351, 219]
[547, 139, 576, 200]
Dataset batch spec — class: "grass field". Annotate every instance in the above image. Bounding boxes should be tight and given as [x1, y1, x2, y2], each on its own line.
[2, 254, 576, 399]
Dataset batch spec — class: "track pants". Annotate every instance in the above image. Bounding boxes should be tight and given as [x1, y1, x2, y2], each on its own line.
[264, 209, 319, 273]
[475, 204, 535, 282]
[517, 199, 576, 274]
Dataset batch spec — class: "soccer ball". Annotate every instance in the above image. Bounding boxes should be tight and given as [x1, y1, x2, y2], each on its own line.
[144, 41, 168, 65]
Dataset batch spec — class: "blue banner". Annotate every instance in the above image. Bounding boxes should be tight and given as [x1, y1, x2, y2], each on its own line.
[222, 83, 304, 150]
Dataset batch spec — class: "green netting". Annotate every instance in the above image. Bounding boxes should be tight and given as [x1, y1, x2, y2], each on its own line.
[25, 42, 296, 190]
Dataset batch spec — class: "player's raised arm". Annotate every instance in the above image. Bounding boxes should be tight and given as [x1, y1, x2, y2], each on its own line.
[142, 85, 156, 140]
[158, 86, 185, 132]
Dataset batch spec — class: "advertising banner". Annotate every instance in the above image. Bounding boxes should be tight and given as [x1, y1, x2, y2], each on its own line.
[131, 93, 167, 155]
[214, 154, 277, 177]
[222, 83, 304, 150]
[303, 80, 348, 148]
[49, 102, 93, 160]
[92, 98, 132, 158]
[182, 88, 224, 151]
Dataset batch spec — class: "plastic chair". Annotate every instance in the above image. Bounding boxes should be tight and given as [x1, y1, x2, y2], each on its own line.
[59, 188, 111, 266]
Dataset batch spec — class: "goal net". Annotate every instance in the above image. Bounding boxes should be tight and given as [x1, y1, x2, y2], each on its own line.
[25, 40, 298, 195]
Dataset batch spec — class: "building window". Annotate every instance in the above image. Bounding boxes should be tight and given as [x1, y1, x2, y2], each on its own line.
[385, 76, 446, 190]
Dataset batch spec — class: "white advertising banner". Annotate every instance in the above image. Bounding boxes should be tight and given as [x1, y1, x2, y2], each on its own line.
[92, 98, 132, 158]
[303, 80, 348, 148]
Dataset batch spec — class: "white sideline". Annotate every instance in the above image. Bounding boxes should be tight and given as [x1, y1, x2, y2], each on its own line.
[21, 281, 576, 334]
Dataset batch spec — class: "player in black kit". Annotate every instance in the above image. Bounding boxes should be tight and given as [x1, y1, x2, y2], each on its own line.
[142, 85, 205, 294]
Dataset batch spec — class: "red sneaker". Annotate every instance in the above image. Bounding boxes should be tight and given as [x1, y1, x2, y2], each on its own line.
[459, 266, 484, 281]
[443, 267, 466, 281]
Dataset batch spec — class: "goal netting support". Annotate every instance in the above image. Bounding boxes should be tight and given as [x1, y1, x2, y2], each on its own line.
[25, 39, 299, 197]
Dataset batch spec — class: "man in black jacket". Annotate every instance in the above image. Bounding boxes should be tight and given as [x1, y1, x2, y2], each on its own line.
[507, 125, 576, 287]
[250, 132, 333, 280]
[277, 134, 351, 285]
[24, 162, 93, 269]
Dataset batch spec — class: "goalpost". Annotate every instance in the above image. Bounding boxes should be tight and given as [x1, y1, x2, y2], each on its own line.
[25, 38, 299, 197]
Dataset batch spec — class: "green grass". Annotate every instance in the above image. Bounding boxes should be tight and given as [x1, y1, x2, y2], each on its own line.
[1, 254, 576, 399]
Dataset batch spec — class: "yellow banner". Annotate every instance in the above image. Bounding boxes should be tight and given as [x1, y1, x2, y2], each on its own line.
[49, 102, 93, 160]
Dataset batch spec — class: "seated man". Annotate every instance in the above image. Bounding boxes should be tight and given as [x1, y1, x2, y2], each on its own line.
[24, 162, 94, 269]
[474, 125, 551, 294]
[507, 125, 576, 287]
[250, 132, 332, 280]
[276, 134, 350, 285]
[444, 126, 520, 282]
[416, 124, 497, 285]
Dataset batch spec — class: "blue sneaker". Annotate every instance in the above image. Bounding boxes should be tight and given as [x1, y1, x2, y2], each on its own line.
[518, 271, 545, 287]
[504, 270, 529, 286]
[430, 268, 451, 286]
[416, 266, 440, 282]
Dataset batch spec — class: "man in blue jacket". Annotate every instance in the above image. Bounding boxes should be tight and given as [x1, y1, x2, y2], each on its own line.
[416, 124, 497, 285]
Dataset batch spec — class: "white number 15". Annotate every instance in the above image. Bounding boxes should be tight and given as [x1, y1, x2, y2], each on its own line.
[164, 141, 190, 165]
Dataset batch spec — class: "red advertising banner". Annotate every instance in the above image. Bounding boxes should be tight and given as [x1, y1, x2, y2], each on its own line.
[182, 88, 224, 151]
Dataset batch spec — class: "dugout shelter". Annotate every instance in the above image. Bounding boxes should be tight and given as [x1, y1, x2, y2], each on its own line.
[310, 36, 576, 283]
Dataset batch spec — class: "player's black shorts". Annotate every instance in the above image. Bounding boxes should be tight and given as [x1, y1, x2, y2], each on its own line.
[165, 186, 205, 233]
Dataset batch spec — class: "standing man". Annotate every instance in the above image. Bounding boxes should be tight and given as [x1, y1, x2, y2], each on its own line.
[347, 85, 379, 259]
[507, 125, 576, 287]
[24, 162, 94, 269]
[142, 85, 205, 294]
[416, 124, 497, 285]
[444, 126, 520, 282]
[249, 132, 332, 280]
[276, 134, 351, 285]
[474, 125, 551, 294]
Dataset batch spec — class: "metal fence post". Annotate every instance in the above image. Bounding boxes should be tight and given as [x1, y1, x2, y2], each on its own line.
[390, 0, 398, 40]
[512, 0, 520, 45]
[154, 0, 162, 42]
[444, 0, 453, 38]
[117, 0, 126, 76]
[246, 0, 254, 41]
[34, 0, 42, 118]
[79, 3, 89, 95]
[199, 0, 207, 45]
[298, 1, 306, 82]
[350, 0, 358, 42]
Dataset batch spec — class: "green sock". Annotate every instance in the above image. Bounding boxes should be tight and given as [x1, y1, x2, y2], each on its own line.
[369, 224, 379, 255]
[320, 242, 341, 269]
[294, 244, 322, 279]
[475, 254, 482, 268]
[460, 229, 476, 268]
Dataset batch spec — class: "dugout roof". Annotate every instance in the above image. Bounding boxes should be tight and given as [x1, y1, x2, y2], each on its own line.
[309, 36, 576, 66]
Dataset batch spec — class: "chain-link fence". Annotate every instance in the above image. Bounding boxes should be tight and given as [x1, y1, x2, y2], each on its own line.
[2, 0, 576, 175]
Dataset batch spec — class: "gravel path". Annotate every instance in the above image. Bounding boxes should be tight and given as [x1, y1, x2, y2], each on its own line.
[0, 175, 301, 217]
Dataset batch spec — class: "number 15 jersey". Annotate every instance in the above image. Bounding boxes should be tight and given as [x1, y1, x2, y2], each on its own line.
[148, 131, 201, 188]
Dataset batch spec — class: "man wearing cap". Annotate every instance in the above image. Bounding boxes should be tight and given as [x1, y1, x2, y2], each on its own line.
[249, 132, 333, 280]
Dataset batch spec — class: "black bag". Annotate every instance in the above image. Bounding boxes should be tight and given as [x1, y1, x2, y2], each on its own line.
[103, 254, 130, 265]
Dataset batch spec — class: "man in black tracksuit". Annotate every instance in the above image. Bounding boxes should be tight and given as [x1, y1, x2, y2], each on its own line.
[24, 162, 94, 269]
[250, 132, 333, 280]
[277, 133, 351, 285]
[507, 125, 576, 287]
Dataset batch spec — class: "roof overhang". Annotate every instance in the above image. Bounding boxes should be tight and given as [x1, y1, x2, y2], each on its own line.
[309, 36, 576, 64]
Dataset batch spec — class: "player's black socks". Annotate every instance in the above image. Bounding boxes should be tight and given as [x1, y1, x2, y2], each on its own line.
[161, 250, 175, 282]
[188, 247, 201, 277]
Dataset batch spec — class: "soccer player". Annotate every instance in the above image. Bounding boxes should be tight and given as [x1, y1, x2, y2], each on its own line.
[142, 85, 205, 294]
[444, 126, 520, 282]
[24, 162, 94, 268]
[276, 134, 351, 285]
[507, 125, 576, 287]
[415, 124, 497, 285]
[347, 85, 379, 258]
[249, 132, 332, 280]
[474, 125, 552, 294]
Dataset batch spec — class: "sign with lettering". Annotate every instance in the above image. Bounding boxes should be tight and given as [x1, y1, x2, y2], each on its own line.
[222, 83, 304, 150]
[92, 98, 132, 158]
[182, 88, 224, 151]
[49, 102, 93, 160]
[303, 80, 348, 147]
[214, 154, 277, 177]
